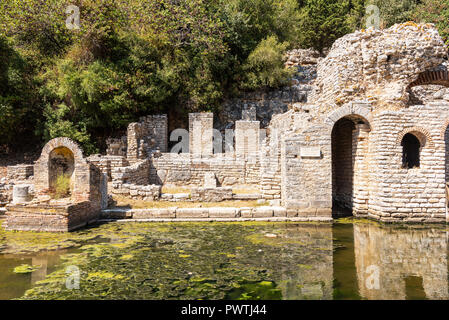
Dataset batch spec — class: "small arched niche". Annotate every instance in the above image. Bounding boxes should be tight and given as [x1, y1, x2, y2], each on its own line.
[48, 146, 75, 197]
[401, 132, 424, 169]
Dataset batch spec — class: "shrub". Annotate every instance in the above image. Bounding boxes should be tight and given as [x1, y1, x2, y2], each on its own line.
[241, 36, 294, 90]
[53, 174, 71, 199]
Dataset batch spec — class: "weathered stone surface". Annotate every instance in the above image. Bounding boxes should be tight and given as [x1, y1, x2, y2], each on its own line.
[208, 207, 239, 218]
[176, 208, 209, 218]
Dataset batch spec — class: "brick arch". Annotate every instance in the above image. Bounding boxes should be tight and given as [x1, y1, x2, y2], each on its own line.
[439, 119, 449, 140]
[395, 127, 435, 149]
[409, 69, 449, 88]
[34, 137, 91, 200]
[38, 137, 85, 163]
[324, 103, 372, 132]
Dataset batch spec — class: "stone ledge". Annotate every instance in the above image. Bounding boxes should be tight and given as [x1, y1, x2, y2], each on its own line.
[101, 206, 324, 221]
[99, 217, 333, 223]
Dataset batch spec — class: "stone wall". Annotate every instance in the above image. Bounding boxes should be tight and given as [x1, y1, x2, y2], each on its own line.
[189, 113, 213, 156]
[6, 165, 34, 182]
[127, 115, 168, 161]
[367, 102, 449, 222]
[111, 159, 150, 186]
[309, 23, 447, 110]
[150, 154, 260, 187]
[87, 155, 129, 181]
[235, 121, 260, 158]
[110, 183, 161, 201]
[5, 201, 99, 232]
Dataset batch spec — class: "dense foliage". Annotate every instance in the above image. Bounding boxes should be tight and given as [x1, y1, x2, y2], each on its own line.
[0, 0, 448, 153]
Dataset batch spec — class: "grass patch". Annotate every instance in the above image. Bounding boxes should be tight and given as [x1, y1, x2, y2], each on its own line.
[51, 174, 71, 199]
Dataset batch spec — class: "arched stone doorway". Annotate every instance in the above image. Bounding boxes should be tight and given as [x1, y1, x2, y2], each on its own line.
[331, 115, 371, 217]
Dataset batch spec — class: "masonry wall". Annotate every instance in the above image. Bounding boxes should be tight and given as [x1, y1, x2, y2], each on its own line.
[189, 113, 213, 156]
[6, 165, 34, 182]
[127, 115, 168, 161]
[150, 154, 260, 187]
[367, 102, 449, 222]
[281, 125, 332, 217]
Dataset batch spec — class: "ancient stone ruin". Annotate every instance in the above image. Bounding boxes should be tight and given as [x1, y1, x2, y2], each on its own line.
[2, 23, 449, 231]
[4, 138, 104, 232]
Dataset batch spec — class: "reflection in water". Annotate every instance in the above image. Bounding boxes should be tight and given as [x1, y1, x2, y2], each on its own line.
[0, 221, 448, 300]
[353, 224, 448, 300]
[0, 251, 66, 300]
[274, 224, 333, 300]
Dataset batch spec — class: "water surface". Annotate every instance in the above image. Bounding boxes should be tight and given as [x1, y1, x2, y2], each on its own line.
[0, 218, 447, 300]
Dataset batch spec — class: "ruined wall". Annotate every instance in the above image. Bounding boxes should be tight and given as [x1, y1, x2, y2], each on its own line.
[34, 137, 101, 206]
[189, 113, 213, 156]
[150, 154, 260, 187]
[111, 159, 150, 186]
[6, 165, 34, 182]
[87, 155, 129, 181]
[127, 115, 168, 161]
[309, 23, 447, 110]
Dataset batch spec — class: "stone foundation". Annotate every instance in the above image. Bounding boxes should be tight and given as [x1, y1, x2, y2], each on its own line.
[4, 201, 99, 232]
[101, 206, 332, 221]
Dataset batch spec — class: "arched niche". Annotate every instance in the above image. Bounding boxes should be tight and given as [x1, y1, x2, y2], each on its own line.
[34, 137, 91, 202]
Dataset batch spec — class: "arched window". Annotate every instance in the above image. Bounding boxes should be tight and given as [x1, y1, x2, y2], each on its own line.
[401, 133, 421, 169]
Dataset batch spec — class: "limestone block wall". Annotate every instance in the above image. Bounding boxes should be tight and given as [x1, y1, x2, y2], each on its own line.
[367, 102, 449, 222]
[127, 115, 168, 161]
[275, 99, 449, 222]
[110, 183, 161, 200]
[351, 124, 371, 216]
[111, 159, 150, 186]
[87, 155, 129, 181]
[150, 154, 260, 187]
[189, 113, 213, 156]
[281, 125, 332, 217]
[235, 121, 260, 158]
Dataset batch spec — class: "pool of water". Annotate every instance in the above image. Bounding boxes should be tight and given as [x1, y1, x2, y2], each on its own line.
[0, 218, 447, 300]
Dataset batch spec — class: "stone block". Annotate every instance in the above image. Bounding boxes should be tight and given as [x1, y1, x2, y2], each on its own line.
[176, 208, 208, 218]
[208, 207, 238, 218]
[254, 206, 273, 218]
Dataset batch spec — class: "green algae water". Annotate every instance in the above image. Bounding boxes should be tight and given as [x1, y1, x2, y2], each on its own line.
[0, 218, 447, 300]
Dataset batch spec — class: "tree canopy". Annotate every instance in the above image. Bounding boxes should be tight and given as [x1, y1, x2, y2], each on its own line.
[0, 0, 447, 153]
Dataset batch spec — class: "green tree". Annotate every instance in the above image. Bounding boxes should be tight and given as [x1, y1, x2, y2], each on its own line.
[0, 36, 41, 149]
[296, 0, 366, 52]
[413, 0, 449, 45]
[241, 36, 295, 89]
[367, 0, 418, 28]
